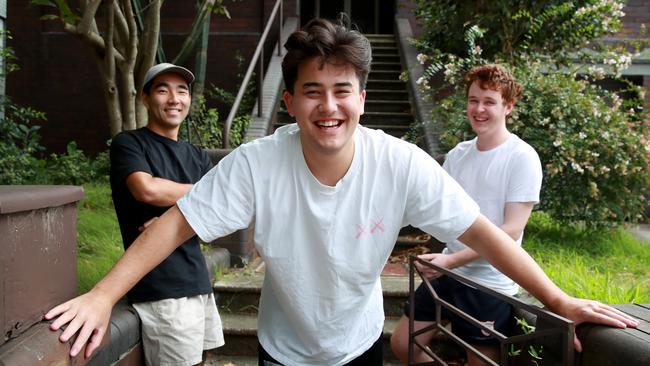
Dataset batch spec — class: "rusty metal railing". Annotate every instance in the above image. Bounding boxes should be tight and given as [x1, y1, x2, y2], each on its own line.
[222, 0, 283, 148]
[408, 256, 575, 365]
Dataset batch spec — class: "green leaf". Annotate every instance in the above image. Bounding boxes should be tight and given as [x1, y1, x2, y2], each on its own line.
[54, 0, 80, 25]
[39, 14, 61, 21]
[31, 0, 57, 7]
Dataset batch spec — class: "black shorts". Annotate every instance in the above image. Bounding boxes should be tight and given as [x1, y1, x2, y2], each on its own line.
[404, 275, 513, 346]
[258, 332, 383, 366]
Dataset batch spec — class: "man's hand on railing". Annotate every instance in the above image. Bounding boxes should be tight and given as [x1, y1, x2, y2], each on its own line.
[552, 295, 640, 352]
[414, 253, 453, 280]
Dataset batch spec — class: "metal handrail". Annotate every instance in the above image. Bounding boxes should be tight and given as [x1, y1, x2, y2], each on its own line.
[222, 0, 283, 148]
[408, 256, 575, 365]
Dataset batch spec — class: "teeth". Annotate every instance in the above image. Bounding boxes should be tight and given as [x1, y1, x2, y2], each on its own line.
[317, 120, 340, 127]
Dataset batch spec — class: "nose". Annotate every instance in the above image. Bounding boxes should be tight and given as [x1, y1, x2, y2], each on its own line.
[320, 93, 337, 114]
[167, 90, 180, 104]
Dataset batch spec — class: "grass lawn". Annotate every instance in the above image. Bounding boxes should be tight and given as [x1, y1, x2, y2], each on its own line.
[75, 183, 650, 303]
[525, 212, 650, 304]
[76, 182, 123, 293]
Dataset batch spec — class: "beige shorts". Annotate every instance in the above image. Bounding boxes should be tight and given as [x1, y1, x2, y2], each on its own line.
[132, 293, 225, 366]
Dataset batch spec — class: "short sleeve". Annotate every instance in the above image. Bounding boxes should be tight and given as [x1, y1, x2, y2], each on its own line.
[177, 147, 255, 242]
[110, 132, 153, 185]
[506, 147, 543, 203]
[403, 147, 480, 243]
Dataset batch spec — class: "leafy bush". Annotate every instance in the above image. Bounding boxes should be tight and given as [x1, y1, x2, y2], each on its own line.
[181, 52, 254, 149]
[412, 0, 625, 62]
[46, 142, 110, 185]
[412, 1, 649, 227]
[0, 98, 47, 184]
[435, 60, 649, 227]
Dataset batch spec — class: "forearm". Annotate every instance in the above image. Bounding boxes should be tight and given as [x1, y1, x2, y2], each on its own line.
[128, 172, 193, 207]
[445, 247, 481, 268]
[459, 215, 569, 311]
[90, 206, 195, 304]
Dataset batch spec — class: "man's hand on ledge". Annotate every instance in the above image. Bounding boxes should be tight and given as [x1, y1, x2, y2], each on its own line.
[44, 290, 113, 358]
[556, 296, 639, 352]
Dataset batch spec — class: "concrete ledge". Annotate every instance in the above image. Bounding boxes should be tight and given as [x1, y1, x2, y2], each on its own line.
[576, 304, 650, 366]
[0, 299, 141, 366]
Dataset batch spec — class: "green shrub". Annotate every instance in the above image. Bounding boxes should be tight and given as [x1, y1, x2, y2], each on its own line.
[46, 142, 110, 185]
[413, 0, 625, 62]
[432, 59, 649, 227]
[412, 1, 649, 228]
[0, 98, 47, 184]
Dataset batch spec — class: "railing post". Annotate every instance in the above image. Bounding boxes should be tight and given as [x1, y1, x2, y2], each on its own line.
[278, 0, 283, 56]
[258, 48, 264, 117]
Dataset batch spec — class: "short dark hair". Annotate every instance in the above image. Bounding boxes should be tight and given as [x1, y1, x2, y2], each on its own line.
[282, 16, 372, 94]
[464, 64, 523, 105]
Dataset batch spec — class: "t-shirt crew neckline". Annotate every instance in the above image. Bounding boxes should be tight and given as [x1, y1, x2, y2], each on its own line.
[472, 132, 513, 154]
[297, 130, 361, 195]
[143, 126, 180, 146]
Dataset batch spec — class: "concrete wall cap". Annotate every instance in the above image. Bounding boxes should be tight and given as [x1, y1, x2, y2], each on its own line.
[0, 185, 84, 214]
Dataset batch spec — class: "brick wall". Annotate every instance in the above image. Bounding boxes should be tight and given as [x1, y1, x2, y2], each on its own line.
[6, 0, 297, 155]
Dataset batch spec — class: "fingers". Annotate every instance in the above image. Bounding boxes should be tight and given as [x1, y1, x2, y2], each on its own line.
[85, 328, 106, 358]
[573, 333, 582, 353]
[44, 302, 71, 323]
[586, 304, 638, 328]
[139, 217, 158, 231]
[568, 298, 640, 329]
[48, 306, 77, 332]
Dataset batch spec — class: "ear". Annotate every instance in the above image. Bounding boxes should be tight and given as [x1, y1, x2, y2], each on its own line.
[140, 92, 150, 109]
[282, 90, 295, 117]
[504, 102, 514, 117]
[359, 89, 366, 115]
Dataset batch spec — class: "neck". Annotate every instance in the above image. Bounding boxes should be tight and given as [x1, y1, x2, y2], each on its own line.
[476, 126, 509, 151]
[302, 142, 355, 187]
[146, 122, 180, 141]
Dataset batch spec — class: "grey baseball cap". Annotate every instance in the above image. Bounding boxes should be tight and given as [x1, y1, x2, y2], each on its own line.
[142, 63, 195, 93]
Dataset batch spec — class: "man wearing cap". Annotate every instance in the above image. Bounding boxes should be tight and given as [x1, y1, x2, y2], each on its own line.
[109, 63, 224, 366]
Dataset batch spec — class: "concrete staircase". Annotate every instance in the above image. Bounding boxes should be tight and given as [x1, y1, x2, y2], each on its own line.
[207, 259, 411, 364]
[205, 230, 458, 365]
[273, 33, 414, 139]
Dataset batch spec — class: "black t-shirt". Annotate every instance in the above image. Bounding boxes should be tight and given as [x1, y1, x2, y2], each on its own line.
[110, 127, 213, 303]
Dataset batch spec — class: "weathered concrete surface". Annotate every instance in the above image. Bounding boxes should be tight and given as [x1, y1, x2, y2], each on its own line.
[0, 299, 142, 365]
[0, 185, 83, 344]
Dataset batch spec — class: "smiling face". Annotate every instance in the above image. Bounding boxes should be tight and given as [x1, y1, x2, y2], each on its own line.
[283, 57, 366, 162]
[466, 81, 513, 141]
[142, 72, 191, 139]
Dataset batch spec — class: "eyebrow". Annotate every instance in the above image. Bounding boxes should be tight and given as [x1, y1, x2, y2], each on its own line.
[301, 81, 353, 88]
[153, 82, 189, 90]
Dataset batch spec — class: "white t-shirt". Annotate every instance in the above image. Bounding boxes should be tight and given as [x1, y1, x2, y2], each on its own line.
[178, 124, 479, 365]
[442, 133, 542, 295]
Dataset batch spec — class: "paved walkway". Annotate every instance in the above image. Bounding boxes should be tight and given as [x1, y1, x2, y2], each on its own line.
[628, 223, 650, 244]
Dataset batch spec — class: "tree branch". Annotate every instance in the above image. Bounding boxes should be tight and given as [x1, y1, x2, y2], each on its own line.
[172, 0, 214, 65]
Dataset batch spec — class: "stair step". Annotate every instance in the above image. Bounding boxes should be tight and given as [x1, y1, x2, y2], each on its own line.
[366, 89, 408, 100]
[366, 79, 408, 90]
[373, 54, 401, 63]
[365, 100, 411, 113]
[362, 111, 413, 125]
[217, 312, 408, 360]
[371, 61, 402, 71]
[368, 69, 402, 80]
[372, 46, 399, 54]
[215, 273, 415, 318]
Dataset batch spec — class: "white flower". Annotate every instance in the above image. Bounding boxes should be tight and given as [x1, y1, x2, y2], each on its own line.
[473, 46, 482, 56]
[416, 53, 428, 65]
[578, 132, 587, 139]
[553, 139, 562, 147]
[571, 162, 585, 174]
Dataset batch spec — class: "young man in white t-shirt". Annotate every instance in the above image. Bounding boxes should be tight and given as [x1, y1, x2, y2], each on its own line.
[391, 64, 543, 365]
[45, 19, 637, 366]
